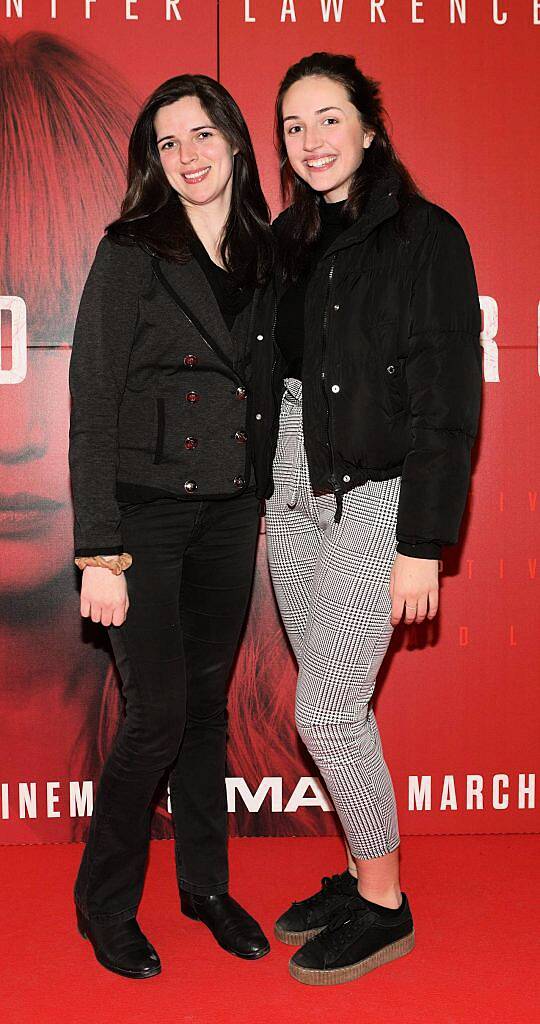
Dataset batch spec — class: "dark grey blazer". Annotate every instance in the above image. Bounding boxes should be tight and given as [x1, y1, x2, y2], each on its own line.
[69, 236, 259, 556]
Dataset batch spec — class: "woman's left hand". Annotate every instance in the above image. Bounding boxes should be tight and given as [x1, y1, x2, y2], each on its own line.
[389, 553, 439, 626]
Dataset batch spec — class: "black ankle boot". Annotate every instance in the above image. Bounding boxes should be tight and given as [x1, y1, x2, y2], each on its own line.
[180, 891, 270, 960]
[76, 906, 161, 979]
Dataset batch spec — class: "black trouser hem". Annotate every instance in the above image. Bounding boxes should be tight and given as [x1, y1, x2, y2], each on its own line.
[179, 878, 229, 897]
[75, 897, 139, 924]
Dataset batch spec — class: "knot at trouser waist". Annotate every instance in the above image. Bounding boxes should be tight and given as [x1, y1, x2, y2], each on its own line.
[283, 377, 303, 405]
[282, 378, 304, 508]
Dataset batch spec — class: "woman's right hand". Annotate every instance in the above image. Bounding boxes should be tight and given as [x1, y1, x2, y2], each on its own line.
[80, 566, 130, 626]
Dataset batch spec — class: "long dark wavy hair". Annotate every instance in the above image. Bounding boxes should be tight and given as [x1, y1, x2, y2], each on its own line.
[275, 52, 422, 281]
[108, 74, 273, 287]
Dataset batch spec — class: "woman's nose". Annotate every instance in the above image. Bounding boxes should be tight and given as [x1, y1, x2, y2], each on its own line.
[303, 127, 324, 152]
[178, 142, 198, 164]
[0, 392, 47, 463]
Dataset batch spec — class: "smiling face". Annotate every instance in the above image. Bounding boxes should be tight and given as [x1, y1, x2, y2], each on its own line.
[281, 75, 374, 203]
[154, 95, 237, 213]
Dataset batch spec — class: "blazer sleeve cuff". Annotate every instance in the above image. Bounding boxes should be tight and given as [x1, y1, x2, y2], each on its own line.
[74, 545, 124, 558]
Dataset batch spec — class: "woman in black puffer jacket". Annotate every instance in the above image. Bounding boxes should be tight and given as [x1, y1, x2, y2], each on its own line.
[248, 52, 482, 987]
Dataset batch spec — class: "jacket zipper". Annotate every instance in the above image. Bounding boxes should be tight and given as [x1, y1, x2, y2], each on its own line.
[321, 256, 338, 491]
[266, 294, 281, 485]
[271, 292, 278, 386]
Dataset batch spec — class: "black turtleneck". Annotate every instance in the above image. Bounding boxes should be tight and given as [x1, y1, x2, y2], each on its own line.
[275, 198, 348, 381]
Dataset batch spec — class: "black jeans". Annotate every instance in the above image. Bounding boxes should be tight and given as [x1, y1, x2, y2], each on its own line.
[75, 491, 259, 922]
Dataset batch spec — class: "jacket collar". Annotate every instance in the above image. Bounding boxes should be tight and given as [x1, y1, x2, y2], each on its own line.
[320, 170, 402, 259]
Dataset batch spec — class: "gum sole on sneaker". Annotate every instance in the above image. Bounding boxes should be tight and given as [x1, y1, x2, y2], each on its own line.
[274, 923, 325, 946]
[289, 929, 415, 985]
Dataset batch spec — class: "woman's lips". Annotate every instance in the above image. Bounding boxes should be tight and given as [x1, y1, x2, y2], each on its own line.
[304, 155, 338, 172]
[182, 166, 211, 184]
[0, 493, 65, 537]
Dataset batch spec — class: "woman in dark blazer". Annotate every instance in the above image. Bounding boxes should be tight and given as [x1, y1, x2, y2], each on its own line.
[69, 74, 273, 978]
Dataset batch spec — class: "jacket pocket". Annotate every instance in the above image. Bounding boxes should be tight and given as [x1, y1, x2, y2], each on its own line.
[385, 356, 408, 415]
[360, 322, 404, 417]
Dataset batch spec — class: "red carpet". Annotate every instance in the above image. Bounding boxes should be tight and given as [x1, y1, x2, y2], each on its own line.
[0, 835, 537, 1024]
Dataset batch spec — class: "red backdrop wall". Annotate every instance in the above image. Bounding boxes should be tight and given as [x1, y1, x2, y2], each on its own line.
[0, 0, 538, 845]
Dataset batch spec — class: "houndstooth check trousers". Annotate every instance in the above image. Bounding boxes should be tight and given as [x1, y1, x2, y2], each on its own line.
[265, 379, 401, 859]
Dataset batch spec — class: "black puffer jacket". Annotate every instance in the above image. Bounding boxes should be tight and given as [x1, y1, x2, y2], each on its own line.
[248, 172, 482, 558]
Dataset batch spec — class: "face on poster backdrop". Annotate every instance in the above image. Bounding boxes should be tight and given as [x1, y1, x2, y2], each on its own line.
[0, 0, 219, 581]
[0, 3, 219, 842]
[0, 1, 538, 840]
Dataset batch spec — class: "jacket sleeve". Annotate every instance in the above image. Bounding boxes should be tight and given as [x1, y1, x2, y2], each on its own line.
[69, 236, 143, 557]
[396, 209, 482, 559]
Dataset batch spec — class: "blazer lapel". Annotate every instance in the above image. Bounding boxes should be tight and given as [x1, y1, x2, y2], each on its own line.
[155, 256, 237, 369]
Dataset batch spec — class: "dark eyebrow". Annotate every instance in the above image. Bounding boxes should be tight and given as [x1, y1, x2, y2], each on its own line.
[156, 124, 216, 144]
[283, 106, 344, 123]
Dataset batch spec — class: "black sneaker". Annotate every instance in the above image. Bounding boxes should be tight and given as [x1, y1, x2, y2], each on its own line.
[289, 893, 414, 986]
[274, 869, 358, 945]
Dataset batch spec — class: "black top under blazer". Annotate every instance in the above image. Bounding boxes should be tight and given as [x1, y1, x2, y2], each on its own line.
[69, 236, 260, 557]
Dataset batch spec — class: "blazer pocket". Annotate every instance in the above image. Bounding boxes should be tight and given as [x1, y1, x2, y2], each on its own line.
[152, 386, 203, 466]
